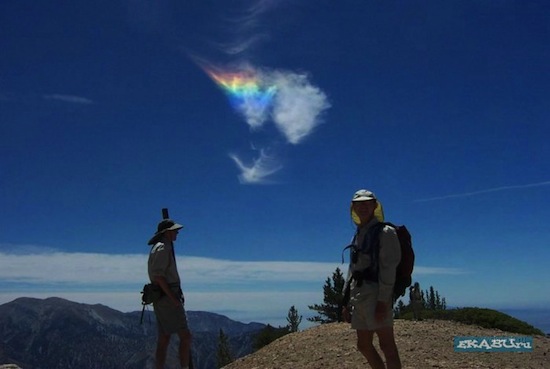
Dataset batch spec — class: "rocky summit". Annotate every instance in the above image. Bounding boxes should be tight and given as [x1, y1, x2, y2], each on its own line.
[223, 320, 550, 369]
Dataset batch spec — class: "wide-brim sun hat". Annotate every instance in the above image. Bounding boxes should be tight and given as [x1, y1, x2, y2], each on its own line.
[147, 219, 184, 245]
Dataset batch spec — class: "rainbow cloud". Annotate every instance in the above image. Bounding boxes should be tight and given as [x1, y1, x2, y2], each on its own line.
[204, 68, 277, 129]
[202, 65, 330, 145]
[199, 63, 330, 184]
[191, 1, 330, 184]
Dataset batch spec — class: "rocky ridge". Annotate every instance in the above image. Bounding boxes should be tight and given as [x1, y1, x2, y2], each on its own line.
[0, 297, 263, 369]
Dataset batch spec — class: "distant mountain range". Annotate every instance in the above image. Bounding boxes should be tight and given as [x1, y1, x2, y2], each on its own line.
[0, 297, 266, 369]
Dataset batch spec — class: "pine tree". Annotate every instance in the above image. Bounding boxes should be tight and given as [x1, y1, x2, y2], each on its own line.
[216, 329, 234, 368]
[420, 286, 447, 311]
[394, 299, 406, 318]
[435, 291, 441, 310]
[308, 267, 346, 323]
[421, 290, 428, 309]
[428, 286, 436, 310]
[286, 305, 302, 332]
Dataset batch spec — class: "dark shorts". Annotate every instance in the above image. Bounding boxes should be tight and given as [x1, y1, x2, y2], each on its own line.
[153, 295, 189, 335]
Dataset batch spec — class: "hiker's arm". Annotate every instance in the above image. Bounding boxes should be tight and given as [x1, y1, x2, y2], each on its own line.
[377, 226, 401, 303]
[341, 246, 355, 322]
[341, 278, 352, 322]
[153, 275, 181, 306]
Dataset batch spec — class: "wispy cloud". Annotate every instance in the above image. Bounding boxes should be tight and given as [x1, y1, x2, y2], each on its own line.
[0, 250, 464, 288]
[229, 148, 282, 184]
[0, 249, 468, 325]
[217, 35, 268, 56]
[43, 94, 94, 105]
[216, 0, 276, 56]
[414, 181, 550, 202]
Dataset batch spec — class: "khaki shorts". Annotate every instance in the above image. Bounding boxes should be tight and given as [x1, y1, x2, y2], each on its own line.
[350, 282, 393, 331]
[153, 295, 189, 335]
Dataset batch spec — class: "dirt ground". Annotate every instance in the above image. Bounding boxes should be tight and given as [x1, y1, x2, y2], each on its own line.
[223, 320, 549, 369]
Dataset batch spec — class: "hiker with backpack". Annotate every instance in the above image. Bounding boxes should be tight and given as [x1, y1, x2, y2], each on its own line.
[342, 189, 402, 369]
[147, 218, 192, 369]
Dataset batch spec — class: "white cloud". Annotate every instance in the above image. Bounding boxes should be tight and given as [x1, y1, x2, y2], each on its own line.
[0, 252, 143, 285]
[43, 94, 94, 104]
[413, 266, 468, 275]
[0, 250, 339, 326]
[268, 71, 331, 144]
[0, 251, 339, 286]
[0, 249, 469, 326]
[229, 149, 282, 184]
[0, 251, 464, 287]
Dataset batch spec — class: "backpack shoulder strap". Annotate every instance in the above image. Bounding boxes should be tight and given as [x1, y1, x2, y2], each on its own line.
[341, 232, 358, 264]
[366, 222, 387, 251]
[362, 222, 391, 279]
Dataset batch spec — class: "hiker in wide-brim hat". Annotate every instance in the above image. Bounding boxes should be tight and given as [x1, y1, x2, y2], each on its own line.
[147, 217, 191, 369]
[343, 189, 402, 369]
[147, 219, 184, 245]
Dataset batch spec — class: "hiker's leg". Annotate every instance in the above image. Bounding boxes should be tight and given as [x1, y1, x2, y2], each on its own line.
[356, 329, 385, 369]
[177, 328, 192, 368]
[156, 332, 171, 369]
[376, 326, 401, 369]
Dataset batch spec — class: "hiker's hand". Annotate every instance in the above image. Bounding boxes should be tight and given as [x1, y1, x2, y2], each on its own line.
[375, 301, 389, 322]
[342, 306, 351, 323]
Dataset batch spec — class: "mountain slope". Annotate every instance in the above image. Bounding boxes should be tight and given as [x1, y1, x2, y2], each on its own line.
[0, 297, 264, 369]
[223, 320, 550, 369]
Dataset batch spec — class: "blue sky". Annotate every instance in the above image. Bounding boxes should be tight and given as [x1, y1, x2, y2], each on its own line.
[1, 1, 549, 328]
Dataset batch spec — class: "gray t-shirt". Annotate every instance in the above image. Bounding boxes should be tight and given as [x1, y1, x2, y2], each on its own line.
[148, 241, 181, 285]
